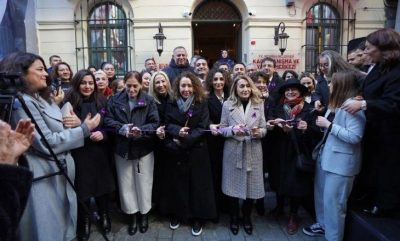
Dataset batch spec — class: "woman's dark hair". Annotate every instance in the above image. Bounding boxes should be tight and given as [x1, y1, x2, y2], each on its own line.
[51, 61, 73, 81]
[366, 28, 400, 73]
[123, 71, 142, 84]
[87, 65, 97, 71]
[172, 71, 206, 103]
[205, 68, 231, 95]
[64, 69, 106, 110]
[282, 70, 299, 80]
[250, 71, 270, 85]
[329, 71, 361, 109]
[0, 52, 52, 102]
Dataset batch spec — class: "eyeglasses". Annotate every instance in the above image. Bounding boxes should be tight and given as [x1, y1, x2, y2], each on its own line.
[319, 63, 329, 68]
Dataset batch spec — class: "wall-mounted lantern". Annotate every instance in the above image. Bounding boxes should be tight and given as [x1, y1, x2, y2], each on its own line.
[153, 23, 167, 56]
[274, 22, 290, 55]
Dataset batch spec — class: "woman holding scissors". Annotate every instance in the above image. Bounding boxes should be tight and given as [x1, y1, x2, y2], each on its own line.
[218, 74, 267, 235]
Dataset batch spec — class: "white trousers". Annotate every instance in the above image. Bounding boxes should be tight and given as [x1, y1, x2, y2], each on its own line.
[115, 152, 154, 214]
[314, 160, 355, 241]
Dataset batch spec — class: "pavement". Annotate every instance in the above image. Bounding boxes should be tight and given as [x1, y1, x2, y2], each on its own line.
[77, 191, 327, 241]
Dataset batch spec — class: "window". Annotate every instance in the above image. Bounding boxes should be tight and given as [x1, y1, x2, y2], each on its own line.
[87, 2, 129, 76]
[305, 3, 340, 73]
[304, 1, 355, 73]
[75, 1, 133, 76]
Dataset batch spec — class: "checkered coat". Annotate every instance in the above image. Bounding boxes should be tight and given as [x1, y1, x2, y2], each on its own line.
[219, 100, 267, 199]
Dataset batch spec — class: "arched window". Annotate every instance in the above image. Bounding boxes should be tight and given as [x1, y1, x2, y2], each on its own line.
[87, 2, 129, 76]
[305, 3, 341, 72]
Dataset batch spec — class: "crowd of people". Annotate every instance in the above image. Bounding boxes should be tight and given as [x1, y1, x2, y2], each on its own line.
[1, 27, 400, 241]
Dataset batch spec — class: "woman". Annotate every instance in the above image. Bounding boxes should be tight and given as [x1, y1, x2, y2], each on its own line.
[64, 69, 115, 240]
[51, 61, 73, 93]
[219, 74, 266, 235]
[342, 28, 400, 217]
[101, 62, 116, 84]
[88, 65, 97, 74]
[0, 52, 100, 241]
[94, 69, 113, 98]
[104, 70, 159, 235]
[147, 71, 172, 209]
[299, 72, 316, 104]
[250, 71, 278, 216]
[162, 72, 216, 236]
[303, 71, 366, 241]
[313, 50, 360, 112]
[205, 69, 231, 216]
[282, 70, 299, 81]
[141, 70, 152, 92]
[268, 78, 315, 235]
[110, 78, 125, 95]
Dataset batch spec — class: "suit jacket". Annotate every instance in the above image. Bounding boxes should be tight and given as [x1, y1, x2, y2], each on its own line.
[220, 99, 267, 199]
[319, 99, 366, 176]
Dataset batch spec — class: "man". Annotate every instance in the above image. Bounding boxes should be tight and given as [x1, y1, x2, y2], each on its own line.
[260, 57, 283, 101]
[144, 58, 157, 73]
[246, 63, 258, 75]
[47, 55, 62, 74]
[216, 50, 235, 69]
[194, 57, 209, 86]
[232, 63, 246, 76]
[347, 37, 366, 71]
[163, 46, 193, 84]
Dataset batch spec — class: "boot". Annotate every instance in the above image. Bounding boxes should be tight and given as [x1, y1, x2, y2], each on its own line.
[287, 214, 299, 235]
[100, 212, 111, 234]
[138, 213, 149, 233]
[77, 216, 91, 241]
[128, 213, 137, 235]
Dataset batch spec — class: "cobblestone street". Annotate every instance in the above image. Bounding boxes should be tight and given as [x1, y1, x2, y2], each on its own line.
[79, 192, 326, 241]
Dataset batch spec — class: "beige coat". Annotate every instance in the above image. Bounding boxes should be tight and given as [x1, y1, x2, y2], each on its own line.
[220, 100, 267, 199]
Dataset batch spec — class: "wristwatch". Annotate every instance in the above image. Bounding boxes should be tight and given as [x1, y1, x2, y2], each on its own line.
[361, 100, 367, 110]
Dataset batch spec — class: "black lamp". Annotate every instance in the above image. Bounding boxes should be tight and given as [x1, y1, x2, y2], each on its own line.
[274, 22, 290, 55]
[153, 23, 167, 56]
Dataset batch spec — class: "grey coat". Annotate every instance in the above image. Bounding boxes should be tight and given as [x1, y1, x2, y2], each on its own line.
[220, 100, 267, 199]
[11, 94, 88, 241]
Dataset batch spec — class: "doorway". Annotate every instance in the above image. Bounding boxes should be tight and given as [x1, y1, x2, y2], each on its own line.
[192, 0, 242, 68]
[192, 22, 241, 67]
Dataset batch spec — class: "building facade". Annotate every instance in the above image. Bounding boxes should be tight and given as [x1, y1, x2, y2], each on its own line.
[2, 0, 388, 75]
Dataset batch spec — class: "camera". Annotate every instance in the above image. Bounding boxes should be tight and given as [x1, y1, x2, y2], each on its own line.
[0, 72, 22, 95]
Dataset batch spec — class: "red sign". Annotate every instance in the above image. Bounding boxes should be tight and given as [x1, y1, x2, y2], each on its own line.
[253, 54, 300, 71]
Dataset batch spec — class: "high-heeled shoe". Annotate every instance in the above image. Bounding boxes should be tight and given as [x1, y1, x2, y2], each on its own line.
[100, 212, 111, 234]
[243, 216, 253, 235]
[128, 214, 137, 235]
[229, 216, 239, 235]
[138, 213, 149, 233]
[77, 216, 91, 241]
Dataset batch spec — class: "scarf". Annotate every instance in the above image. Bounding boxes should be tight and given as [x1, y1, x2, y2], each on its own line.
[283, 97, 304, 119]
[177, 95, 194, 113]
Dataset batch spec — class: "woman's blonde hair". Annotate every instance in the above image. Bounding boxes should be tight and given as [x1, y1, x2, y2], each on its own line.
[228, 74, 262, 106]
[148, 71, 172, 104]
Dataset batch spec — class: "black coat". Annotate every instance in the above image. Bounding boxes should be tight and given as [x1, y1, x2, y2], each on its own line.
[0, 164, 32, 241]
[104, 90, 159, 160]
[163, 59, 194, 85]
[268, 102, 316, 197]
[71, 98, 115, 200]
[152, 94, 170, 207]
[311, 74, 329, 108]
[206, 92, 228, 206]
[361, 61, 400, 209]
[159, 99, 217, 221]
[268, 73, 284, 103]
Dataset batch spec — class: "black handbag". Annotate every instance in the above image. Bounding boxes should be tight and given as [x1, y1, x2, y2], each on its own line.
[290, 131, 315, 173]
